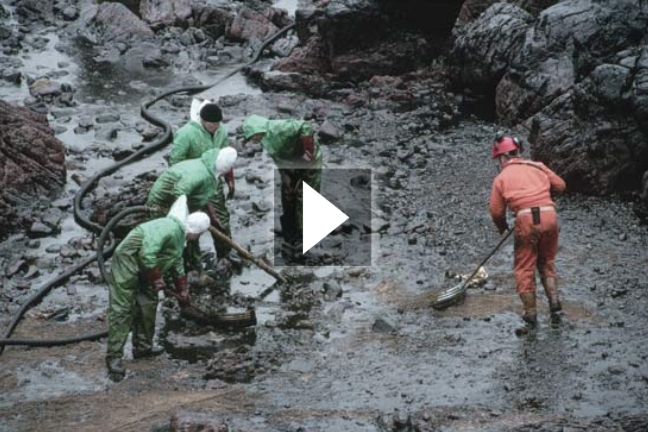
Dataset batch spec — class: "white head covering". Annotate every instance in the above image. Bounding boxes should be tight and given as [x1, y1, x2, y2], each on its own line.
[214, 147, 238, 177]
[190, 98, 212, 123]
[167, 195, 189, 226]
[185, 212, 210, 235]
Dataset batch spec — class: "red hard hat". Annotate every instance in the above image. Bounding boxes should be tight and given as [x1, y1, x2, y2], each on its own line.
[492, 136, 520, 159]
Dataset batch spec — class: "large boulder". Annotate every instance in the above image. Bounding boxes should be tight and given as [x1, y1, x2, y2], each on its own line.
[140, 0, 193, 29]
[74, 2, 154, 44]
[193, 3, 235, 39]
[0, 100, 66, 238]
[69, 3, 166, 73]
[450, 0, 648, 195]
[450, 3, 533, 89]
[226, 6, 282, 42]
[272, 0, 463, 83]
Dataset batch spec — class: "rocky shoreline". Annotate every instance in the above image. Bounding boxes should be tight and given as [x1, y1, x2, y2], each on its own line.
[1, 1, 647, 431]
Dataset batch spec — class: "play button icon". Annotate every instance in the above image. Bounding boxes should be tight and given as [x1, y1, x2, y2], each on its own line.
[272, 168, 372, 267]
[302, 182, 349, 254]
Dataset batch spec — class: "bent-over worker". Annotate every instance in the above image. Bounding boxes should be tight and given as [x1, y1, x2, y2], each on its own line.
[106, 196, 210, 381]
[489, 135, 567, 330]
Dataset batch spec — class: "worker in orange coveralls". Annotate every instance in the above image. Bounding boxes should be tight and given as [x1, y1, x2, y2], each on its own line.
[489, 135, 567, 331]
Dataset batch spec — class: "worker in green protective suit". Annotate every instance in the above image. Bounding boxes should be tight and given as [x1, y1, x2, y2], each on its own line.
[242, 115, 322, 254]
[106, 196, 210, 382]
[169, 101, 235, 199]
[169, 101, 230, 165]
[146, 147, 238, 271]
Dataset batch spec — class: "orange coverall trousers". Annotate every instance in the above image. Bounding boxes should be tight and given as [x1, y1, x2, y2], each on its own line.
[513, 209, 558, 293]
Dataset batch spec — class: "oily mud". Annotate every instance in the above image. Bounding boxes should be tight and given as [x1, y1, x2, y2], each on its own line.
[1, 1, 647, 431]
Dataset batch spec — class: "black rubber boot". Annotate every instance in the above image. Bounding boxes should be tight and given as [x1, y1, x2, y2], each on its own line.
[106, 357, 125, 382]
[542, 277, 563, 327]
[542, 277, 562, 313]
[515, 292, 537, 336]
[549, 311, 562, 328]
[280, 213, 296, 242]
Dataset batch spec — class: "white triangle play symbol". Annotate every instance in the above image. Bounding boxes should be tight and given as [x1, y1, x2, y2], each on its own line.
[302, 182, 349, 254]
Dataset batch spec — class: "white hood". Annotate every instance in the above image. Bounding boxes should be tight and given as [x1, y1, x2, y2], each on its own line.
[190, 98, 212, 124]
[167, 195, 189, 227]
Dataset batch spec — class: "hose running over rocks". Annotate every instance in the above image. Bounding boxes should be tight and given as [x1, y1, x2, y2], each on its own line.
[0, 23, 296, 354]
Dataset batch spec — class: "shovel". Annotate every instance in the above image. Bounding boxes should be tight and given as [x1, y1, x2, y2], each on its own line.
[432, 229, 513, 310]
[208, 226, 287, 284]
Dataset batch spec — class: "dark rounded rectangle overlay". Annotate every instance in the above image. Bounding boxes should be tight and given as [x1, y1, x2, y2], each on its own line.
[273, 168, 373, 267]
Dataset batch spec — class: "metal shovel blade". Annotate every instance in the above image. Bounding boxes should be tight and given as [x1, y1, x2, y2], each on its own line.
[432, 267, 488, 310]
[431, 229, 512, 311]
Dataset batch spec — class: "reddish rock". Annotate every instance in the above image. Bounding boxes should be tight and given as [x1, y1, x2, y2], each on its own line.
[227, 6, 279, 42]
[0, 100, 66, 238]
[92, 2, 154, 41]
[140, 0, 192, 29]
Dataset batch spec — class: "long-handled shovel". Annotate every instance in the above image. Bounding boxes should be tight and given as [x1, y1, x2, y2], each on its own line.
[432, 229, 513, 310]
[208, 226, 287, 284]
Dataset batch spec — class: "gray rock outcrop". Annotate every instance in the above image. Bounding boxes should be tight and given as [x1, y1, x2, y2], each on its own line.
[455, 0, 559, 26]
[451, 3, 533, 89]
[450, 0, 648, 196]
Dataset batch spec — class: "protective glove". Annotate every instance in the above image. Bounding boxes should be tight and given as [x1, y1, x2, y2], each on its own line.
[223, 169, 235, 200]
[173, 275, 189, 303]
[301, 135, 315, 162]
[206, 203, 222, 230]
[140, 266, 166, 292]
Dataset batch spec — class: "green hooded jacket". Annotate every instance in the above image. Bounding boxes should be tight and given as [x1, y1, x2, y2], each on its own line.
[111, 216, 186, 285]
[169, 120, 229, 165]
[242, 115, 322, 168]
[147, 148, 222, 212]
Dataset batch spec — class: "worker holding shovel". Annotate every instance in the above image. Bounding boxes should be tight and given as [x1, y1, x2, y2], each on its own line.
[489, 135, 566, 331]
[146, 147, 238, 272]
[106, 196, 210, 381]
[168, 100, 238, 269]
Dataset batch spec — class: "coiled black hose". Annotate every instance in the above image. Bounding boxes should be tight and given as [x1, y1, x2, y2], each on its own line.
[96, 206, 150, 286]
[0, 249, 112, 351]
[74, 23, 296, 233]
[0, 23, 296, 353]
[0, 207, 149, 348]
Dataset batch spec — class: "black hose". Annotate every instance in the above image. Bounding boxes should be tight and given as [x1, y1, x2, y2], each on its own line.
[96, 206, 150, 285]
[0, 249, 111, 352]
[0, 206, 150, 349]
[0, 333, 108, 347]
[1, 23, 297, 352]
